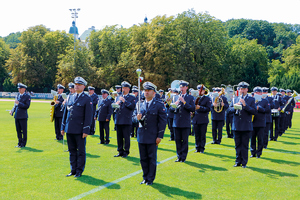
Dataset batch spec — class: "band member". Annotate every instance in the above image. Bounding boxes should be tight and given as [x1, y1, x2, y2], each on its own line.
[95, 89, 113, 144]
[279, 89, 287, 136]
[211, 88, 229, 144]
[270, 87, 284, 141]
[88, 86, 99, 135]
[131, 86, 139, 138]
[10, 83, 31, 148]
[61, 77, 93, 178]
[262, 87, 274, 149]
[137, 82, 167, 185]
[225, 89, 234, 138]
[193, 85, 211, 153]
[114, 81, 136, 158]
[158, 89, 165, 102]
[62, 83, 76, 114]
[170, 80, 195, 162]
[228, 81, 256, 168]
[251, 87, 269, 158]
[285, 89, 295, 129]
[166, 88, 177, 141]
[113, 85, 122, 131]
[54, 84, 65, 140]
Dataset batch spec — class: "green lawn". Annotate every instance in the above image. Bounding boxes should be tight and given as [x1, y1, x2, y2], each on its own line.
[1, 101, 299, 199]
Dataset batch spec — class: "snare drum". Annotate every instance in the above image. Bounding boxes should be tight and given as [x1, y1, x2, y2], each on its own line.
[271, 109, 279, 117]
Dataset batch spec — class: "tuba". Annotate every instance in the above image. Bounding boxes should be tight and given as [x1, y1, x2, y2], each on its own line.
[281, 90, 298, 113]
[214, 88, 225, 113]
[50, 90, 58, 122]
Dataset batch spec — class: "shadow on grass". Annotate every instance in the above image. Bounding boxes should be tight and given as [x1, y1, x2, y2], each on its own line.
[204, 152, 236, 160]
[185, 161, 228, 172]
[152, 182, 202, 199]
[248, 166, 298, 179]
[266, 147, 300, 154]
[86, 153, 100, 158]
[100, 143, 118, 148]
[75, 175, 120, 189]
[18, 147, 43, 153]
[276, 140, 300, 145]
[281, 135, 300, 140]
[219, 143, 235, 148]
[158, 147, 177, 153]
[261, 157, 300, 166]
[124, 156, 140, 166]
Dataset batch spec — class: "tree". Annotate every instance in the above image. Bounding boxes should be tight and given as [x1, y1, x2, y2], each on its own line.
[0, 38, 11, 90]
[224, 37, 269, 89]
[3, 32, 21, 49]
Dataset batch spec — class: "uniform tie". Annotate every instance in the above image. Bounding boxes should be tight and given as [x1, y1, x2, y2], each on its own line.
[75, 94, 79, 101]
[146, 102, 149, 110]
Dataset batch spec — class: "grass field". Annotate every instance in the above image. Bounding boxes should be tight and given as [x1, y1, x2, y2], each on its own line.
[1, 100, 299, 200]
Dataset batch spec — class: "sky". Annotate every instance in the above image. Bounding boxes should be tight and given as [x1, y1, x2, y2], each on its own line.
[1, 0, 300, 37]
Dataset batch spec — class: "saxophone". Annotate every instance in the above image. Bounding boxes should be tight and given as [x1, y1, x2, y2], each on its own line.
[50, 90, 58, 122]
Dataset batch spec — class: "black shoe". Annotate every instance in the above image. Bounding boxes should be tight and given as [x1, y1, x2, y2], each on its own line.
[175, 158, 181, 162]
[122, 154, 128, 158]
[194, 150, 200, 153]
[250, 155, 256, 158]
[256, 155, 261, 158]
[263, 146, 267, 149]
[242, 165, 247, 168]
[169, 139, 174, 141]
[15, 145, 21, 148]
[180, 159, 186, 163]
[200, 151, 204, 154]
[114, 153, 123, 157]
[274, 139, 277, 141]
[105, 141, 110, 145]
[234, 163, 241, 167]
[74, 172, 82, 177]
[146, 182, 153, 185]
[66, 172, 76, 177]
[140, 180, 147, 184]
[212, 141, 216, 144]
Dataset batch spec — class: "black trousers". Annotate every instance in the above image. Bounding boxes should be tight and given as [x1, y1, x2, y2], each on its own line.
[174, 127, 190, 161]
[289, 112, 293, 128]
[138, 143, 158, 182]
[270, 117, 280, 140]
[113, 113, 116, 130]
[168, 118, 174, 140]
[226, 115, 233, 137]
[90, 119, 96, 135]
[116, 125, 131, 155]
[285, 113, 290, 130]
[251, 127, 264, 156]
[279, 113, 286, 135]
[54, 117, 63, 140]
[263, 123, 271, 148]
[67, 133, 86, 174]
[212, 120, 224, 143]
[194, 123, 208, 152]
[99, 121, 110, 143]
[234, 131, 250, 166]
[15, 118, 28, 147]
[131, 122, 138, 137]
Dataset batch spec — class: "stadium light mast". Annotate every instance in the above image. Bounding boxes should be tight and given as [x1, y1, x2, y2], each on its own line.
[69, 8, 80, 51]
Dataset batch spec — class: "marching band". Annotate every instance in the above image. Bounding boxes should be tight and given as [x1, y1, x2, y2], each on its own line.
[9, 75, 298, 184]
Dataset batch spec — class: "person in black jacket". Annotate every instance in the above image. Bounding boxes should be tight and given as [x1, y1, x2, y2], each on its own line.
[137, 82, 167, 185]
[251, 87, 269, 158]
[193, 85, 211, 153]
[88, 86, 99, 135]
[95, 89, 113, 144]
[170, 80, 195, 162]
[61, 77, 93, 178]
[10, 83, 31, 148]
[54, 84, 65, 140]
[114, 81, 136, 158]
